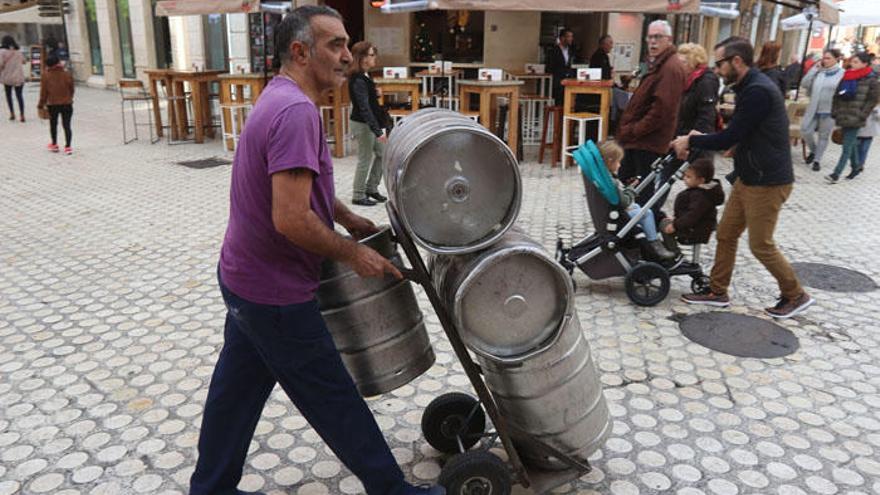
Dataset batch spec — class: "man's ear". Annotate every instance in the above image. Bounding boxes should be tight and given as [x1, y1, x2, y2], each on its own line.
[290, 40, 309, 65]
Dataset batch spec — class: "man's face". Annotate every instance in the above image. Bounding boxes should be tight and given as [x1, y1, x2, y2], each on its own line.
[602, 37, 614, 52]
[647, 26, 671, 58]
[713, 47, 737, 85]
[305, 16, 352, 90]
[561, 32, 574, 47]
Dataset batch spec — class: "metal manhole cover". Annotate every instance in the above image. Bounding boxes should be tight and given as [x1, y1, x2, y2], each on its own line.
[175, 157, 231, 169]
[675, 312, 799, 358]
[792, 262, 877, 293]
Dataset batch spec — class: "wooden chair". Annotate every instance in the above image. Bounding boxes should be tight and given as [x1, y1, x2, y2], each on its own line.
[787, 101, 808, 161]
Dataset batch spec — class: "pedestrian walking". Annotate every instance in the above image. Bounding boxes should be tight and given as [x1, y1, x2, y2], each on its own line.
[0, 35, 26, 122]
[348, 40, 388, 207]
[671, 36, 814, 319]
[188, 7, 443, 495]
[800, 49, 843, 172]
[37, 55, 75, 155]
[757, 41, 787, 97]
[827, 52, 879, 183]
[616, 20, 687, 212]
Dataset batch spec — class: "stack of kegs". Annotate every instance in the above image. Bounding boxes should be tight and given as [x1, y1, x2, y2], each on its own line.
[385, 109, 611, 470]
[317, 227, 435, 397]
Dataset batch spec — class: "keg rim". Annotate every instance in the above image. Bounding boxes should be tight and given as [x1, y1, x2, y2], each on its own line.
[452, 245, 574, 360]
[390, 125, 522, 255]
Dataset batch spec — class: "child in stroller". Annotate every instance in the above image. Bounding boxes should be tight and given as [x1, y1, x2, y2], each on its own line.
[660, 158, 725, 263]
[556, 140, 711, 306]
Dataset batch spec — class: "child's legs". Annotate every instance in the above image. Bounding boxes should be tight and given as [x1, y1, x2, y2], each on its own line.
[627, 204, 658, 241]
[60, 105, 73, 147]
[48, 105, 61, 144]
[4, 85, 13, 115]
[14, 85, 23, 114]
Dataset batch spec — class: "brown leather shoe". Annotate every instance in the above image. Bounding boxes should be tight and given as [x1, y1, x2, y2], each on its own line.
[765, 292, 814, 319]
[681, 291, 731, 307]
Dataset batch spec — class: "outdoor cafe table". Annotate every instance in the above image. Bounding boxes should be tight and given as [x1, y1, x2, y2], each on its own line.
[218, 73, 268, 151]
[509, 72, 553, 99]
[561, 79, 613, 142]
[374, 77, 421, 122]
[144, 68, 174, 140]
[170, 69, 226, 144]
[458, 79, 523, 152]
[415, 69, 463, 108]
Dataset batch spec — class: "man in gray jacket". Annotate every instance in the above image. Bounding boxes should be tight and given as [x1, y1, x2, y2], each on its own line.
[800, 49, 843, 171]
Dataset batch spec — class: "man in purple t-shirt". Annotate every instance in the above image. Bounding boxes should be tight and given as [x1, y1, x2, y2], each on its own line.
[189, 7, 443, 495]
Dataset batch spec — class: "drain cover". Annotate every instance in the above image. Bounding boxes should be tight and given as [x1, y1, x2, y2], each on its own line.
[176, 157, 231, 169]
[792, 262, 877, 293]
[676, 312, 799, 358]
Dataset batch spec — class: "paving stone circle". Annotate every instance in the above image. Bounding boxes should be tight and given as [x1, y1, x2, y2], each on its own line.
[675, 312, 800, 358]
[792, 262, 878, 293]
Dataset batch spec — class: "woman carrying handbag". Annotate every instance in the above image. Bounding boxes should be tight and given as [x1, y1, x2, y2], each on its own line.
[827, 52, 880, 183]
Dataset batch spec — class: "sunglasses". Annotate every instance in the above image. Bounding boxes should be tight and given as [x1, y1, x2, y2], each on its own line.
[714, 56, 734, 68]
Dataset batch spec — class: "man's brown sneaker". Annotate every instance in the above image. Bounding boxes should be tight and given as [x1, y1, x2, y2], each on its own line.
[765, 292, 815, 319]
[681, 292, 731, 307]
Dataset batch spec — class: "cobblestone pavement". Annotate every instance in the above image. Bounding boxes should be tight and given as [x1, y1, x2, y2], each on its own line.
[2, 85, 880, 495]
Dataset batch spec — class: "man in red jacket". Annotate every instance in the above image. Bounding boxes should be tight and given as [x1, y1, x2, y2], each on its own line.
[616, 20, 687, 211]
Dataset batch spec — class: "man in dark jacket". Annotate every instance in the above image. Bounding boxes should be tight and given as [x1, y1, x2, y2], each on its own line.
[590, 34, 614, 81]
[671, 36, 814, 319]
[546, 28, 578, 105]
[616, 20, 687, 210]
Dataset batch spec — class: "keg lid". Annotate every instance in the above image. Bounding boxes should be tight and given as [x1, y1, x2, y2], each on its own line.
[455, 248, 571, 358]
[398, 128, 520, 253]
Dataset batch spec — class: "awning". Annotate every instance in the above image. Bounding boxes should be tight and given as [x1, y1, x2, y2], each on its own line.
[0, 3, 62, 24]
[381, 0, 701, 14]
[836, 0, 880, 27]
[155, 0, 261, 16]
[700, 1, 739, 19]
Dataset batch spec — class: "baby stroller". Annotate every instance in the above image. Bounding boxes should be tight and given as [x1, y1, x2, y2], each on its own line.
[555, 141, 711, 306]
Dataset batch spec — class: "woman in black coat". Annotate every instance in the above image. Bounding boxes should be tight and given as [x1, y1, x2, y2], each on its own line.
[676, 43, 721, 137]
[757, 41, 787, 97]
[348, 41, 388, 207]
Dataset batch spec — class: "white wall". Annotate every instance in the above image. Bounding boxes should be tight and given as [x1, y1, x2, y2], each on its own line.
[483, 11, 541, 72]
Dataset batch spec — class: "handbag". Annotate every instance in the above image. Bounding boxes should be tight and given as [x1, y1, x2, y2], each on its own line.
[831, 127, 843, 145]
[38, 107, 50, 120]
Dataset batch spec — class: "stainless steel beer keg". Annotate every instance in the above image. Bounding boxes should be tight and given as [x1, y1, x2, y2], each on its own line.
[384, 108, 521, 255]
[430, 230, 572, 359]
[478, 314, 612, 470]
[317, 228, 434, 397]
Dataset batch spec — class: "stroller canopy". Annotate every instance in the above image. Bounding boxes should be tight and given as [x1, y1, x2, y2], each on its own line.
[573, 141, 620, 206]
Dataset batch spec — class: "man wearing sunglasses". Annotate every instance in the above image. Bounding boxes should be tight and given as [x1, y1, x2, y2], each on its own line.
[671, 37, 813, 320]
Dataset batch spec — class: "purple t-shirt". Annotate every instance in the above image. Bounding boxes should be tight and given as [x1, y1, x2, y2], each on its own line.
[219, 77, 335, 305]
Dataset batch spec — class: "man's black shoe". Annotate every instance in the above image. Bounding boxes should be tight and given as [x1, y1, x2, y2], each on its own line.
[805, 152, 814, 164]
[811, 161, 820, 172]
[352, 197, 377, 206]
[845, 168, 863, 180]
[367, 192, 388, 202]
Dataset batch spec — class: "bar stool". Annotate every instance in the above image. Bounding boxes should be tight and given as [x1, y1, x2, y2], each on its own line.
[160, 79, 194, 145]
[320, 105, 354, 155]
[220, 103, 252, 152]
[562, 112, 603, 169]
[118, 79, 159, 145]
[538, 105, 563, 167]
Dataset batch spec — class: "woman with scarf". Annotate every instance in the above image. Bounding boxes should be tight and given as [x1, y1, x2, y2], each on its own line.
[800, 49, 843, 172]
[828, 52, 880, 183]
[676, 43, 720, 140]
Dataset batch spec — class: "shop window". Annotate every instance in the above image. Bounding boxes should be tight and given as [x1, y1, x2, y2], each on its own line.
[411, 10, 484, 63]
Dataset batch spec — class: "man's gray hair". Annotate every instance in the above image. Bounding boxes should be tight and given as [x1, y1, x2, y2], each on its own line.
[648, 20, 673, 36]
[274, 5, 342, 69]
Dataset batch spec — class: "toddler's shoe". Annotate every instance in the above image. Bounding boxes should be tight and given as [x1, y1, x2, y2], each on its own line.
[47, 143, 59, 153]
[64, 146, 73, 155]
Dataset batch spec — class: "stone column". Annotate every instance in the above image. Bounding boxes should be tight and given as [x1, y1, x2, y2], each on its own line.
[227, 13, 251, 73]
[94, 0, 122, 86]
[64, 0, 93, 82]
[128, 0, 157, 82]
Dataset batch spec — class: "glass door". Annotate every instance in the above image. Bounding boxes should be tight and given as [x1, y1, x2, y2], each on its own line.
[151, 0, 172, 68]
[116, 0, 136, 77]
[203, 14, 229, 71]
[84, 0, 103, 75]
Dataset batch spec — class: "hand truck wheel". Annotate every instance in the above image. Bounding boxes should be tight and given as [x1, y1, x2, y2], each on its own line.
[421, 392, 486, 454]
[438, 450, 512, 495]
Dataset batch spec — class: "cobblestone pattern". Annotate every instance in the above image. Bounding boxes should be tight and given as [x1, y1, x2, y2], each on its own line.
[1, 85, 880, 495]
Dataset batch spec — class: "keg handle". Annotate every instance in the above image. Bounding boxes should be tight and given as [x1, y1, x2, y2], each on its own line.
[391, 259, 423, 284]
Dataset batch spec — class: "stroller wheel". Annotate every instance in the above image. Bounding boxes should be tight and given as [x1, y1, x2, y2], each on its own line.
[690, 275, 712, 294]
[625, 262, 671, 306]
